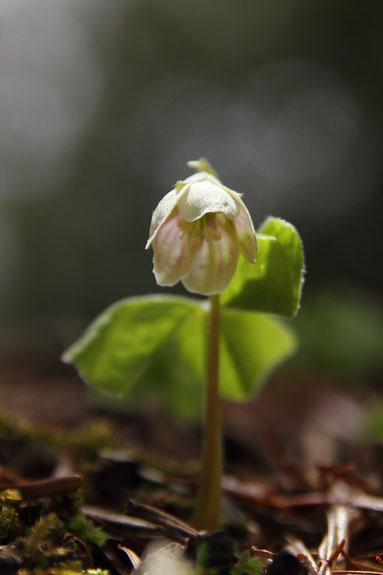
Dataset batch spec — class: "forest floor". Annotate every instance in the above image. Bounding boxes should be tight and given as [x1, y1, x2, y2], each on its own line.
[1, 359, 383, 575]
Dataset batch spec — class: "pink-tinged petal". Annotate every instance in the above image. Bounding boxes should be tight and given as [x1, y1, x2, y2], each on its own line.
[177, 177, 239, 223]
[146, 185, 190, 249]
[232, 198, 257, 262]
[152, 210, 198, 286]
[181, 226, 239, 295]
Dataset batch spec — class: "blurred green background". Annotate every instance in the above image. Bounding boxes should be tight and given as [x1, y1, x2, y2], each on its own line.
[1, 0, 382, 380]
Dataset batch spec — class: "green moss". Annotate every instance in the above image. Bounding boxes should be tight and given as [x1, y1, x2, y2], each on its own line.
[196, 543, 265, 575]
[65, 421, 115, 455]
[23, 513, 67, 567]
[17, 568, 111, 575]
[0, 489, 23, 543]
[0, 487, 110, 573]
[230, 552, 264, 575]
[0, 504, 21, 543]
[0, 488, 22, 503]
[67, 512, 107, 548]
[0, 411, 115, 456]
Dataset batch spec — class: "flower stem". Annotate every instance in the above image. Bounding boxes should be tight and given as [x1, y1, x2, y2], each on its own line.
[193, 293, 222, 530]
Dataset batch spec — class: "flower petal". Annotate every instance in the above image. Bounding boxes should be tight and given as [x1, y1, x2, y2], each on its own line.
[183, 171, 220, 185]
[181, 226, 239, 295]
[232, 198, 257, 262]
[152, 209, 198, 286]
[177, 176, 239, 223]
[146, 185, 190, 249]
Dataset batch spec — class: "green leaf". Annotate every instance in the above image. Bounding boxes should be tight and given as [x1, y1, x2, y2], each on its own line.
[221, 217, 304, 318]
[162, 307, 297, 403]
[63, 285, 298, 415]
[260, 217, 304, 304]
[219, 309, 297, 400]
[62, 295, 202, 396]
[63, 294, 297, 414]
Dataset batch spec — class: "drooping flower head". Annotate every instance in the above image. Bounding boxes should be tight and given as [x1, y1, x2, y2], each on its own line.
[146, 159, 257, 296]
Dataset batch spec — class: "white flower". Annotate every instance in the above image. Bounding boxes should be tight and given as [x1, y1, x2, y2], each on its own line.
[146, 164, 257, 296]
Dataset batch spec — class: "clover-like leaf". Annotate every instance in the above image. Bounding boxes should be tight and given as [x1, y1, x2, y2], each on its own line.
[219, 308, 297, 399]
[172, 307, 297, 403]
[260, 217, 304, 305]
[63, 294, 297, 413]
[62, 295, 202, 396]
[221, 217, 304, 318]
